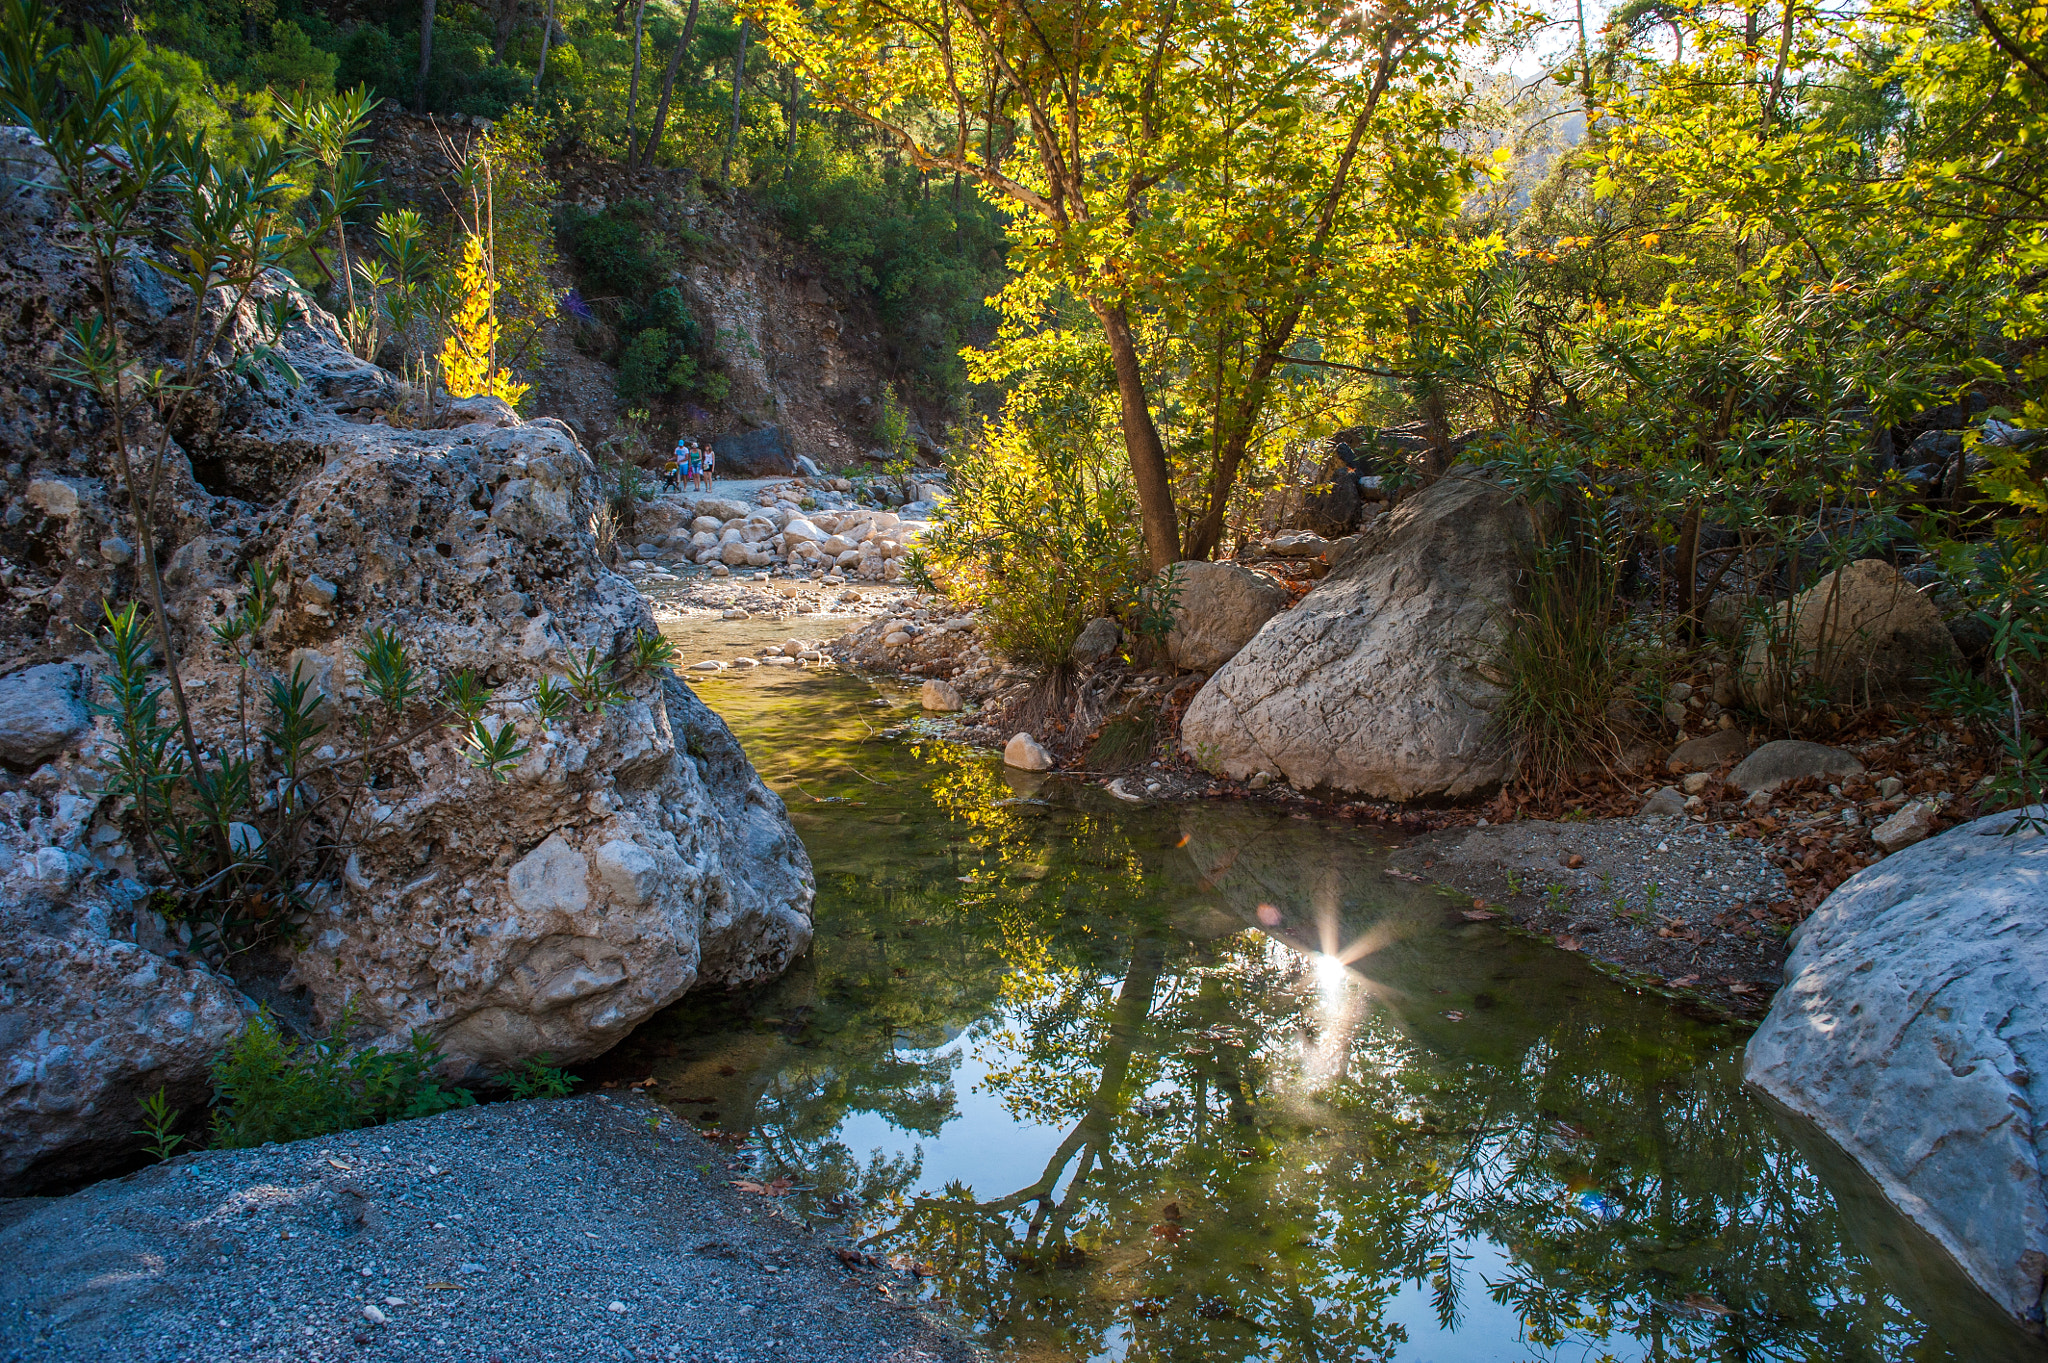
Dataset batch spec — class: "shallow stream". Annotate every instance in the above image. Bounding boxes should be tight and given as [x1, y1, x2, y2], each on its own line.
[597, 618, 2041, 1362]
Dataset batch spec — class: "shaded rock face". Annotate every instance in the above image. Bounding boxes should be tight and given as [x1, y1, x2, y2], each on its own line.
[0, 198, 814, 1187]
[1741, 558, 1959, 710]
[0, 924, 251, 1193]
[1163, 561, 1290, 673]
[1179, 475, 1535, 799]
[711, 426, 795, 477]
[1745, 807, 2048, 1331]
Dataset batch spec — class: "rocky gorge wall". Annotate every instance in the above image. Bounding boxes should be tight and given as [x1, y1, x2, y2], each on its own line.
[368, 113, 917, 470]
[0, 134, 813, 1193]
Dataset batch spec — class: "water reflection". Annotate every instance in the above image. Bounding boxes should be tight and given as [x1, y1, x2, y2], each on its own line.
[605, 663, 2041, 1363]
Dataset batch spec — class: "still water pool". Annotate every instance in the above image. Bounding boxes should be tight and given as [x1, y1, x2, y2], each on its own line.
[602, 631, 2039, 1362]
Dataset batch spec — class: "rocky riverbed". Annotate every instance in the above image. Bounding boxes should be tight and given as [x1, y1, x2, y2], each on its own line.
[0, 1093, 974, 1363]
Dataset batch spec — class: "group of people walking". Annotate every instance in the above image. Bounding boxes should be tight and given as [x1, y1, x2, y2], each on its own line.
[667, 436, 716, 491]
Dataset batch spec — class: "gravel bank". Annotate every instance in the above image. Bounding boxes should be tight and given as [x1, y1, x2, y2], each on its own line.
[0, 1094, 976, 1363]
[1387, 813, 1793, 1015]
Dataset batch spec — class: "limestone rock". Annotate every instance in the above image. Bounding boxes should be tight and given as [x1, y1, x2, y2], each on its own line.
[1639, 786, 1687, 818]
[24, 478, 79, 518]
[443, 394, 520, 428]
[1070, 616, 1122, 666]
[1178, 476, 1536, 800]
[1745, 807, 2048, 1330]
[0, 926, 252, 1193]
[1729, 740, 1864, 794]
[1872, 799, 1941, 853]
[1004, 732, 1053, 771]
[693, 497, 752, 521]
[1741, 558, 1960, 709]
[1263, 531, 1330, 558]
[0, 262, 817, 1185]
[0, 663, 87, 767]
[1665, 729, 1751, 773]
[1162, 561, 1290, 673]
[920, 679, 963, 712]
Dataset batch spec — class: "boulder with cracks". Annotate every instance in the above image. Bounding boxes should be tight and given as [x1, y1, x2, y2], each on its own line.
[0, 190, 812, 1190]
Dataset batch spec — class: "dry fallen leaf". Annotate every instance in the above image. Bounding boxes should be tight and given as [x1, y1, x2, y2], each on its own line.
[1461, 909, 1498, 921]
[1668, 974, 1700, 987]
[1556, 936, 1581, 951]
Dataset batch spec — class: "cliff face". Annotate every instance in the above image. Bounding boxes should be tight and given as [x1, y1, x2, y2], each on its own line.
[0, 129, 812, 1193]
[369, 113, 906, 469]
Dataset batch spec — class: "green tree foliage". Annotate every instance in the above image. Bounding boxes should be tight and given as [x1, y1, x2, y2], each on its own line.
[918, 350, 1147, 665]
[760, 0, 1502, 567]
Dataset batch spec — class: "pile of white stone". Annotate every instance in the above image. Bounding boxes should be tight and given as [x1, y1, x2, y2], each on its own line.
[624, 482, 937, 583]
[686, 638, 832, 672]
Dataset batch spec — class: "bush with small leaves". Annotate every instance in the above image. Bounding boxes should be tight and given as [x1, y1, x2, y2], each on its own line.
[209, 1006, 473, 1150]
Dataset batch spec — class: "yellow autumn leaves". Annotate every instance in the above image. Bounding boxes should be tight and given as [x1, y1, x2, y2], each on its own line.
[437, 233, 530, 409]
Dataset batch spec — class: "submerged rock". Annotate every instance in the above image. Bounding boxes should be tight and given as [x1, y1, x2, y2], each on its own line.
[1004, 732, 1053, 771]
[1179, 475, 1536, 799]
[1745, 806, 2048, 1331]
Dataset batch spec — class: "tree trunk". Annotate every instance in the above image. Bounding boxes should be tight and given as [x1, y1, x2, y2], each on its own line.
[531, 0, 555, 91]
[624, 0, 647, 164]
[1675, 499, 1702, 619]
[719, 15, 749, 184]
[415, 0, 436, 113]
[781, 65, 798, 180]
[638, 0, 700, 169]
[1091, 299, 1179, 571]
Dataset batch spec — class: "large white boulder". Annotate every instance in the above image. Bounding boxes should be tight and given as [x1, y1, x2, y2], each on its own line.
[1745, 806, 2048, 1331]
[1178, 475, 1536, 799]
[0, 263, 816, 1189]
